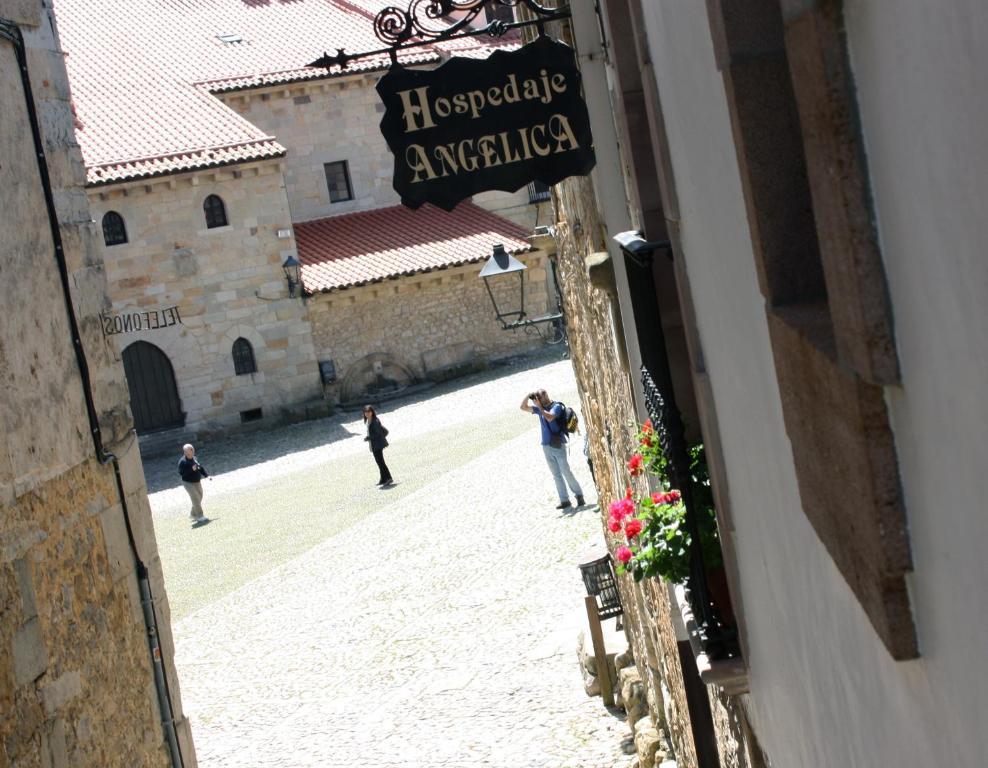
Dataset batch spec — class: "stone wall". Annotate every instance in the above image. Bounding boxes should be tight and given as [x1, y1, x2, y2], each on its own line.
[0, 3, 194, 764]
[89, 162, 324, 436]
[548, 173, 703, 768]
[219, 76, 539, 227]
[306, 252, 552, 404]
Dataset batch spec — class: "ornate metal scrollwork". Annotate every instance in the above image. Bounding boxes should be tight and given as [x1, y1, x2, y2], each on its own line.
[373, 0, 565, 45]
[309, 0, 570, 71]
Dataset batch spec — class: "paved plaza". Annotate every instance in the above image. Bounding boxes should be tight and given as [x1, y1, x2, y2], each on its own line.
[147, 352, 635, 767]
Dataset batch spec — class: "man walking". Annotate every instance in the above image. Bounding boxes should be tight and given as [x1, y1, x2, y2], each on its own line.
[178, 443, 210, 527]
[522, 389, 585, 510]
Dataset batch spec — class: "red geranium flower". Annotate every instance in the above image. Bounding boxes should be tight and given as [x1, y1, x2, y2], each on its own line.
[616, 498, 635, 519]
[627, 454, 644, 476]
[608, 518, 622, 533]
[609, 500, 628, 521]
[625, 486, 633, 500]
[642, 419, 653, 433]
[624, 518, 643, 538]
[652, 490, 683, 506]
[616, 546, 633, 564]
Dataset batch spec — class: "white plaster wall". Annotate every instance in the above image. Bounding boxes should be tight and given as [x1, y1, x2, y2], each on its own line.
[641, 1, 988, 765]
[844, 0, 988, 763]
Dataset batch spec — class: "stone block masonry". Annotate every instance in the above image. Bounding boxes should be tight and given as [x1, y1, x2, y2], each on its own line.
[219, 76, 540, 227]
[90, 162, 324, 435]
[1, 4, 193, 764]
[306, 253, 553, 403]
[550, 169, 706, 768]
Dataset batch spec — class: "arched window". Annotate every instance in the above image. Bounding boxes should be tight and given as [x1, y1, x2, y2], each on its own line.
[102, 211, 128, 246]
[203, 194, 228, 228]
[232, 337, 257, 375]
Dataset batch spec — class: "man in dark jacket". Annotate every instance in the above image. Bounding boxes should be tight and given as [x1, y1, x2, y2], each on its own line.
[178, 443, 210, 527]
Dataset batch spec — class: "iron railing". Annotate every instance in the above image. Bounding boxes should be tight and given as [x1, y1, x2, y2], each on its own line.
[640, 365, 740, 661]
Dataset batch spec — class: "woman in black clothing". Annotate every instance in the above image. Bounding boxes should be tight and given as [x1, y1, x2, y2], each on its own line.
[363, 405, 393, 486]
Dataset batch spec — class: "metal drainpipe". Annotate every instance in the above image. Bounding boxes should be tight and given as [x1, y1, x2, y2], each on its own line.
[1, 17, 185, 768]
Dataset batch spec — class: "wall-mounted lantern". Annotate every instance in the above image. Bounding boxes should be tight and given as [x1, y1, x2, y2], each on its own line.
[479, 243, 563, 332]
[282, 255, 302, 298]
[479, 243, 529, 329]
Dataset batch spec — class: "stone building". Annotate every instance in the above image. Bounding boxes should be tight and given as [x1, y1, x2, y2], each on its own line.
[52, 0, 553, 447]
[534, 1, 988, 767]
[0, 2, 194, 765]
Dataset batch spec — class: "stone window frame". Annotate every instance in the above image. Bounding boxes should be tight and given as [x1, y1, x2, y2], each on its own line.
[203, 194, 229, 229]
[232, 337, 257, 376]
[704, 0, 916, 659]
[101, 210, 128, 246]
[324, 160, 354, 203]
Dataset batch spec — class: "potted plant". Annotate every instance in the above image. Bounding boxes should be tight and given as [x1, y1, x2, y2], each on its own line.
[610, 421, 733, 626]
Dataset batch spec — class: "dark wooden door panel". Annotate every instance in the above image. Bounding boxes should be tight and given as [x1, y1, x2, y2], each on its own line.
[122, 341, 184, 433]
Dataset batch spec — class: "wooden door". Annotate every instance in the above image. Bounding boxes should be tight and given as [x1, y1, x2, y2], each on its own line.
[121, 341, 184, 433]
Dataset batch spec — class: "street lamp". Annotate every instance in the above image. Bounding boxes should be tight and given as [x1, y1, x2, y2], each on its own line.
[282, 255, 302, 298]
[479, 243, 529, 329]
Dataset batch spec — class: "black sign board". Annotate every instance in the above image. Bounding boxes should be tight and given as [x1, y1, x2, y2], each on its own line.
[377, 35, 596, 211]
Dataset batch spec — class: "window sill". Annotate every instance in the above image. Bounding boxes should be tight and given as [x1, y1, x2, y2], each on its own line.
[674, 584, 748, 695]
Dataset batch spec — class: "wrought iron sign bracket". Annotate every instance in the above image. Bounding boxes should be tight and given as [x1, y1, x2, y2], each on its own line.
[308, 1, 571, 71]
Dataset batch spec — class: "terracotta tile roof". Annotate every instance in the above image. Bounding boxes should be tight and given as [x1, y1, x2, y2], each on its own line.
[294, 202, 534, 293]
[51, 0, 520, 185]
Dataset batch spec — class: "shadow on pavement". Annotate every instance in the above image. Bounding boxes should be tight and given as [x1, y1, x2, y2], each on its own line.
[559, 502, 599, 518]
[142, 347, 569, 494]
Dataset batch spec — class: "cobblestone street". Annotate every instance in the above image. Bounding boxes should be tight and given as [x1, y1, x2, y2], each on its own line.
[147, 353, 635, 767]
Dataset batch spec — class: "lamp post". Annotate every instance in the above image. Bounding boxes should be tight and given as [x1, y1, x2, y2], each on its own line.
[479, 243, 529, 329]
[282, 255, 301, 298]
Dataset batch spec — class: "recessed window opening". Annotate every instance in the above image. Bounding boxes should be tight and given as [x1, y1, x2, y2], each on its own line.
[324, 161, 353, 203]
[232, 338, 257, 375]
[240, 407, 263, 423]
[102, 211, 128, 246]
[204, 194, 228, 228]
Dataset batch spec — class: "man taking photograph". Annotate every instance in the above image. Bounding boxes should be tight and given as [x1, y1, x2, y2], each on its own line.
[522, 389, 585, 510]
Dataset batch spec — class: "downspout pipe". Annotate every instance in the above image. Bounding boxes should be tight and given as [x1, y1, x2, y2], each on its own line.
[1, 18, 185, 768]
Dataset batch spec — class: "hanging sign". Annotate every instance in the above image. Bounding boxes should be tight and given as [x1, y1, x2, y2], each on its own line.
[377, 35, 596, 211]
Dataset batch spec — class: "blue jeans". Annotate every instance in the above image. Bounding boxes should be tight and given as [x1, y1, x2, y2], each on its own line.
[542, 444, 583, 503]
